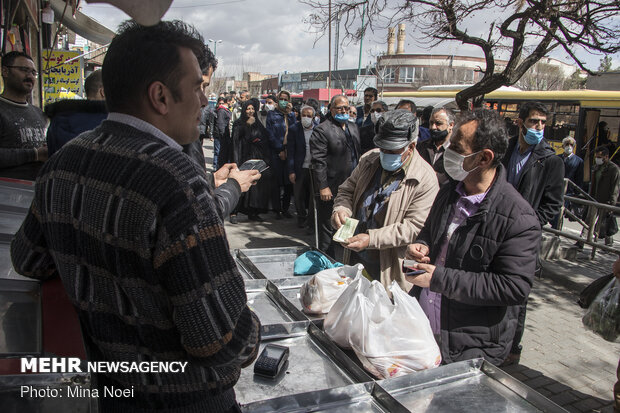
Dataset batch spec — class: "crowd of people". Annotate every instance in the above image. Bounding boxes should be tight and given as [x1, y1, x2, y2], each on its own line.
[1, 18, 618, 413]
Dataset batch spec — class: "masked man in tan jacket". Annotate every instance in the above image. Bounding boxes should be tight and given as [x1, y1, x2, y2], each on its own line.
[332, 109, 439, 292]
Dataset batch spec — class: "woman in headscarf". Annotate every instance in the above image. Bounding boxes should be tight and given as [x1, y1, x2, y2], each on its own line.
[231, 98, 272, 222]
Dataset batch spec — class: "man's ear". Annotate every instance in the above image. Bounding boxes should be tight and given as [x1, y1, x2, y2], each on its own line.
[480, 148, 495, 167]
[146, 81, 169, 116]
[98, 86, 105, 100]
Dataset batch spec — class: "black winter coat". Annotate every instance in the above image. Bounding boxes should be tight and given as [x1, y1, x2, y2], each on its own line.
[502, 137, 564, 226]
[411, 165, 541, 365]
[45, 99, 108, 157]
[310, 119, 361, 195]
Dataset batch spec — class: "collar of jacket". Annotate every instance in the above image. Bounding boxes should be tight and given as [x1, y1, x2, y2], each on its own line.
[507, 135, 556, 161]
[44, 99, 108, 118]
[443, 164, 510, 223]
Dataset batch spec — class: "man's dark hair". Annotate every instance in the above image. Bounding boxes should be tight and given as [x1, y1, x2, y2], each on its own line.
[457, 109, 508, 167]
[432, 107, 456, 124]
[305, 98, 320, 114]
[364, 87, 378, 99]
[102, 20, 208, 113]
[595, 145, 610, 156]
[396, 99, 417, 113]
[84, 70, 103, 98]
[518, 101, 548, 120]
[199, 44, 217, 75]
[266, 94, 277, 102]
[1, 51, 33, 68]
[373, 100, 389, 112]
[422, 106, 434, 123]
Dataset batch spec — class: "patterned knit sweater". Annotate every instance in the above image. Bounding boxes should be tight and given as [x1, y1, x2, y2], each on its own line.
[10, 120, 261, 412]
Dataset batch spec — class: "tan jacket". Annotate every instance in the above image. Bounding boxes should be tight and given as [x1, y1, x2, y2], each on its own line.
[333, 148, 439, 292]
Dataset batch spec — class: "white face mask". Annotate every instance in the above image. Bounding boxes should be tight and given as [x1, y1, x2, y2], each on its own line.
[595, 157, 604, 166]
[443, 147, 481, 181]
[265, 103, 275, 111]
[301, 117, 313, 129]
[371, 112, 383, 124]
[563, 146, 573, 155]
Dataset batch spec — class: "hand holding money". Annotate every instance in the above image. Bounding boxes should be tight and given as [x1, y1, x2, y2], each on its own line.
[343, 233, 370, 252]
[331, 210, 350, 229]
[333, 217, 359, 243]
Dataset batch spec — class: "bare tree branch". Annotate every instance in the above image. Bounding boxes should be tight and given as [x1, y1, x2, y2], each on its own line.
[300, 0, 620, 109]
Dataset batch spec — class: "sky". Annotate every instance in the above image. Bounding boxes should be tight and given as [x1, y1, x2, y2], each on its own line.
[79, 0, 620, 78]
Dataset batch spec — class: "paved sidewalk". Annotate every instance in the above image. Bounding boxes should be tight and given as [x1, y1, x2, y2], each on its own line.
[204, 140, 619, 412]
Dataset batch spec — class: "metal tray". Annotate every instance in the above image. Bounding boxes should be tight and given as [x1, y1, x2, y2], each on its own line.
[236, 246, 321, 280]
[0, 210, 27, 237]
[0, 373, 96, 413]
[244, 279, 305, 327]
[0, 279, 42, 356]
[235, 322, 372, 406]
[0, 180, 34, 211]
[377, 358, 566, 412]
[241, 381, 409, 413]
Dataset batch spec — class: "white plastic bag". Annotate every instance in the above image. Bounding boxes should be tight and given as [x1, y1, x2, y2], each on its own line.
[324, 274, 390, 348]
[325, 278, 441, 378]
[299, 264, 362, 314]
[582, 278, 620, 342]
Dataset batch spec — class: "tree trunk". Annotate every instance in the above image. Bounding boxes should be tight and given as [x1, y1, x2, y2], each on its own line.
[455, 74, 508, 111]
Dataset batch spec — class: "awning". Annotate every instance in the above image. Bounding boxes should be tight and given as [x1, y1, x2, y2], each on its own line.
[50, 0, 115, 45]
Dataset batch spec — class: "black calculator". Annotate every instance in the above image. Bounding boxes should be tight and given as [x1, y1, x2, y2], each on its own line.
[253, 344, 289, 378]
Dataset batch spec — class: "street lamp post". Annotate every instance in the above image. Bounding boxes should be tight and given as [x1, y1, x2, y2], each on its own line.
[208, 39, 222, 57]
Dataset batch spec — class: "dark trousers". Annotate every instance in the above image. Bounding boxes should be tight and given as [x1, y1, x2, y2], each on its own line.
[315, 197, 335, 256]
[294, 168, 313, 220]
[510, 299, 528, 354]
[213, 137, 221, 170]
[272, 182, 293, 213]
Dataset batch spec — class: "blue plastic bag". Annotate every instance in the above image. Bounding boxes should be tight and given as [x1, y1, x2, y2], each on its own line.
[294, 251, 343, 276]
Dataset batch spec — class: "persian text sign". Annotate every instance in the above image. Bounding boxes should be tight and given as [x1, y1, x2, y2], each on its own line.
[42, 50, 82, 105]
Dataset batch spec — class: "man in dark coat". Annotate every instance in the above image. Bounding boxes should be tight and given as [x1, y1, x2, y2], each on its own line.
[311, 94, 361, 255]
[416, 107, 455, 185]
[288, 104, 316, 228]
[581, 145, 620, 246]
[45, 70, 108, 157]
[501, 101, 564, 365]
[359, 100, 388, 154]
[213, 96, 231, 169]
[406, 109, 540, 366]
[551, 137, 584, 227]
[356, 87, 377, 128]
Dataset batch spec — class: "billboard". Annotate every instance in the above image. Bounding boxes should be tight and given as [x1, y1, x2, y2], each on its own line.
[42, 50, 83, 105]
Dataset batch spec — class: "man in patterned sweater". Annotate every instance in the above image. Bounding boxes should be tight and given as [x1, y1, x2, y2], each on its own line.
[10, 20, 260, 412]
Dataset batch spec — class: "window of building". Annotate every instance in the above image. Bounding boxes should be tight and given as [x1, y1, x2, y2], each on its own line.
[399, 67, 414, 83]
[414, 67, 427, 82]
[384, 67, 395, 83]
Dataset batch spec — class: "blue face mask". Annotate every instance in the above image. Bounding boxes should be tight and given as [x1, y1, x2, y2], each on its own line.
[333, 113, 349, 123]
[523, 127, 544, 145]
[380, 151, 404, 171]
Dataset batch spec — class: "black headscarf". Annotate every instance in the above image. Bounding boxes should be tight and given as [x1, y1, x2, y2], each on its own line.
[240, 98, 262, 125]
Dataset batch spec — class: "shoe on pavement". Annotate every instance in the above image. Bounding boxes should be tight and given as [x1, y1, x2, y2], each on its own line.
[275, 212, 282, 220]
[249, 214, 264, 222]
[229, 215, 238, 224]
[500, 353, 521, 367]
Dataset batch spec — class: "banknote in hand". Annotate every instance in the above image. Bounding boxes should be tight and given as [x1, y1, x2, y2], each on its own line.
[333, 218, 359, 243]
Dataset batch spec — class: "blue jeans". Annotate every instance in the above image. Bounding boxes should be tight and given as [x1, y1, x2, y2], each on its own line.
[213, 137, 221, 170]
